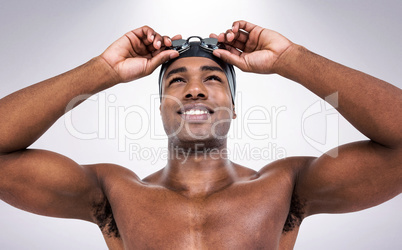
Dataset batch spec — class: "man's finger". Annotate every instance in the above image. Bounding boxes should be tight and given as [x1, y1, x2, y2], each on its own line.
[225, 29, 235, 43]
[213, 49, 244, 69]
[223, 44, 242, 56]
[162, 36, 172, 47]
[234, 30, 249, 44]
[232, 22, 240, 33]
[147, 50, 179, 73]
[146, 28, 156, 44]
[152, 33, 163, 50]
[232, 20, 258, 33]
[215, 31, 247, 52]
[217, 33, 226, 43]
[161, 34, 182, 47]
[132, 26, 155, 46]
[229, 40, 247, 52]
[209, 33, 218, 39]
[125, 30, 148, 56]
[171, 34, 182, 41]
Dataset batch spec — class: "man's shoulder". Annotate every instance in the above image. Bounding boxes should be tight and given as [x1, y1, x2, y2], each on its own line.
[83, 163, 142, 186]
[257, 156, 316, 180]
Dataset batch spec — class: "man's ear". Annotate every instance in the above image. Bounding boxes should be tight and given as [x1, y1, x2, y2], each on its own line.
[159, 104, 161, 115]
[232, 105, 237, 119]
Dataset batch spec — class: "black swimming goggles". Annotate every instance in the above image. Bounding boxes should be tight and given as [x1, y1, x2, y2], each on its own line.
[168, 36, 224, 54]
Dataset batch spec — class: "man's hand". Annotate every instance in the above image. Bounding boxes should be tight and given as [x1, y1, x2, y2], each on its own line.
[100, 26, 180, 83]
[210, 20, 292, 74]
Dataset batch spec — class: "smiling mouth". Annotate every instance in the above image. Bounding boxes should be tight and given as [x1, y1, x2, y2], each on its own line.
[178, 108, 213, 121]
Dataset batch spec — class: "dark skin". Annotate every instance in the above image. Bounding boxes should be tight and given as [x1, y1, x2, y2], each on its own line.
[0, 20, 401, 249]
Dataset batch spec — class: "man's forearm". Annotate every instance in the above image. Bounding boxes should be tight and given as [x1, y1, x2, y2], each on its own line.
[0, 56, 119, 154]
[275, 44, 402, 149]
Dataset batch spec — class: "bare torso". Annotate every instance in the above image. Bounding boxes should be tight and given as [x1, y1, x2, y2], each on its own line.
[0, 18, 400, 250]
[93, 158, 307, 249]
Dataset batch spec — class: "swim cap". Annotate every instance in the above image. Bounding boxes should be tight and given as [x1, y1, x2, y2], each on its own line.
[158, 41, 236, 103]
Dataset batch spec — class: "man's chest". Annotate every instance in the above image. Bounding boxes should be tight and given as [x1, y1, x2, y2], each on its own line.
[102, 180, 295, 249]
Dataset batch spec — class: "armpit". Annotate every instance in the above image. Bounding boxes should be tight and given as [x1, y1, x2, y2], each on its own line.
[93, 198, 120, 238]
[283, 192, 305, 233]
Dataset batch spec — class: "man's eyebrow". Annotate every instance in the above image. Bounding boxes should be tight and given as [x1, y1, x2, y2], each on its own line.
[200, 65, 224, 73]
[165, 67, 187, 79]
[165, 65, 224, 79]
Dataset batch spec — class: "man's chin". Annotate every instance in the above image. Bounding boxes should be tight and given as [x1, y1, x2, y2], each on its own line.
[166, 122, 230, 147]
[170, 133, 226, 148]
[176, 133, 215, 143]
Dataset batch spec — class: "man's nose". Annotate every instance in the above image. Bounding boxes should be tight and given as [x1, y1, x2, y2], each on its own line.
[184, 80, 208, 100]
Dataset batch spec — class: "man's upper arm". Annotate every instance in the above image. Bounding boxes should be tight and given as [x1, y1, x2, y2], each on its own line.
[296, 140, 402, 217]
[0, 149, 104, 222]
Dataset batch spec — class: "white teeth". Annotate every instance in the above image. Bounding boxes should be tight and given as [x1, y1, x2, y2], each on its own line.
[183, 109, 209, 115]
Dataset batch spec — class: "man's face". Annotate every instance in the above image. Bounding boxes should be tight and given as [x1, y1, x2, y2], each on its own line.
[160, 57, 236, 145]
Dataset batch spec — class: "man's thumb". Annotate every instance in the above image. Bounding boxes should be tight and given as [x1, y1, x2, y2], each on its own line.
[148, 51, 179, 72]
[213, 49, 243, 69]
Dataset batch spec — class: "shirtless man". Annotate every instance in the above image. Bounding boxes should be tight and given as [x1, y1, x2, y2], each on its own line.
[0, 20, 401, 249]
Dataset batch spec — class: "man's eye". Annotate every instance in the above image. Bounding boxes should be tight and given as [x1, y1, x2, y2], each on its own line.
[205, 75, 222, 82]
[169, 77, 185, 85]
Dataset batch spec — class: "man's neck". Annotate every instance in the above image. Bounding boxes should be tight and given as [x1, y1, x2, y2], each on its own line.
[160, 141, 236, 198]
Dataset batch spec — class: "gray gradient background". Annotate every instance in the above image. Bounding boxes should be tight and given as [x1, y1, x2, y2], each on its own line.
[0, 0, 401, 249]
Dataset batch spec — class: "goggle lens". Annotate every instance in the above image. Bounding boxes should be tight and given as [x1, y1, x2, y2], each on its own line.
[169, 36, 221, 54]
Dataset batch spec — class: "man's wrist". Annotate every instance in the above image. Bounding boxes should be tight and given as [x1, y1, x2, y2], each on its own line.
[91, 56, 122, 88]
[272, 43, 306, 78]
